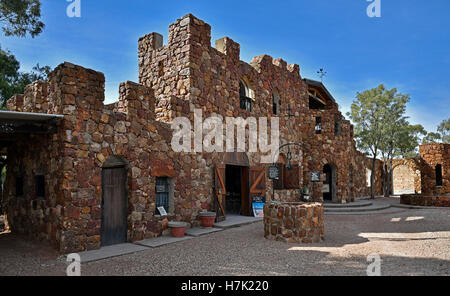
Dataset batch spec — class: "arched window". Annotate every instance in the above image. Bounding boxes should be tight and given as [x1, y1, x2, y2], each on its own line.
[239, 78, 253, 112]
[436, 164, 443, 186]
[272, 91, 281, 115]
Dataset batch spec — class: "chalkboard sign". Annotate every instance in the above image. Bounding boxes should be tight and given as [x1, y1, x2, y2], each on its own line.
[252, 196, 266, 203]
[310, 171, 321, 183]
[268, 166, 280, 180]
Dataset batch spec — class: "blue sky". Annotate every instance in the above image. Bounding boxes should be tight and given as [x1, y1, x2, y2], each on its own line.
[1, 0, 449, 132]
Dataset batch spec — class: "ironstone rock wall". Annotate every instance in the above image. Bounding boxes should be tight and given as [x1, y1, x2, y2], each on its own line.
[263, 202, 324, 243]
[5, 14, 384, 252]
[400, 194, 450, 207]
[5, 63, 211, 252]
[420, 143, 450, 195]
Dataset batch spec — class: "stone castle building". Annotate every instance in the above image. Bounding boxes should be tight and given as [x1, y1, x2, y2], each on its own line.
[1, 14, 385, 253]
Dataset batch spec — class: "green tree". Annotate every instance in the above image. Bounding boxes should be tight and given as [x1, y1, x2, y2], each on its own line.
[422, 132, 442, 144]
[0, 0, 44, 38]
[421, 119, 450, 144]
[437, 119, 450, 143]
[0, 48, 50, 108]
[347, 84, 419, 199]
[0, 0, 48, 107]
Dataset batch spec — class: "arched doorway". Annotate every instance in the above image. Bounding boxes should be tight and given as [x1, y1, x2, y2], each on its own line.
[101, 156, 128, 247]
[323, 164, 337, 202]
[393, 165, 416, 195]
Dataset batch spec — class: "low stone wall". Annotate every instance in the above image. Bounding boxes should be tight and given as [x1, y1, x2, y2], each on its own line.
[263, 202, 324, 243]
[400, 194, 450, 207]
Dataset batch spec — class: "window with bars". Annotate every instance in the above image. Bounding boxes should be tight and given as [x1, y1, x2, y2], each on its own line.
[155, 177, 170, 214]
[239, 80, 253, 112]
[315, 117, 322, 134]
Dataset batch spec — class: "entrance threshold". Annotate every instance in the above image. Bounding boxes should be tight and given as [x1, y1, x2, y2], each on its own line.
[213, 214, 263, 229]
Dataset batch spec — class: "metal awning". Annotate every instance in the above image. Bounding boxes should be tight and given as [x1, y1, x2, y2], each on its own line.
[0, 110, 64, 123]
[0, 111, 64, 149]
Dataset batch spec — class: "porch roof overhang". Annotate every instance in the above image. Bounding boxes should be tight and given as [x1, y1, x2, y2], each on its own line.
[303, 78, 337, 104]
[0, 111, 64, 151]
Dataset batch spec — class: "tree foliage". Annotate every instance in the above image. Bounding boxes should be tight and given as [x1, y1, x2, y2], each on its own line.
[437, 119, 450, 143]
[421, 119, 450, 144]
[0, 0, 44, 38]
[422, 132, 442, 144]
[0, 48, 50, 108]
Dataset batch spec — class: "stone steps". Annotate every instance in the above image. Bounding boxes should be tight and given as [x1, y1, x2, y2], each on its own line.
[324, 200, 373, 208]
[324, 207, 406, 215]
[324, 202, 392, 214]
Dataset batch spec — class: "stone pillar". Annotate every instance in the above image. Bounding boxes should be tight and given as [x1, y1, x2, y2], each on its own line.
[168, 14, 211, 47]
[215, 37, 240, 62]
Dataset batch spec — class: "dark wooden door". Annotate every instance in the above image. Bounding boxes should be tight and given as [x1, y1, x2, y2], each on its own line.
[214, 165, 227, 222]
[101, 167, 127, 247]
[241, 166, 249, 216]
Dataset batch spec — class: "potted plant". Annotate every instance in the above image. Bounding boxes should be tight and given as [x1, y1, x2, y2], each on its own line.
[199, 212, 217, 228]
[168, 221, 187, 238]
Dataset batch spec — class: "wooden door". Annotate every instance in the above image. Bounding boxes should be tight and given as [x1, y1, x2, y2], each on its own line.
[101, 167, 127, 247]
[241, 167, 249, 216]
[214, 165, 227, 222]
[249, 167, 266, 214]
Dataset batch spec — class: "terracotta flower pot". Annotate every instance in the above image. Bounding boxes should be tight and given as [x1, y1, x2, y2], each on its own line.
[199, 212, 216, 228]
[168, 222, 187, 238]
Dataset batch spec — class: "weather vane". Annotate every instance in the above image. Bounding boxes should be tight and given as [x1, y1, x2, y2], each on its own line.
[317, 68, 327, 82]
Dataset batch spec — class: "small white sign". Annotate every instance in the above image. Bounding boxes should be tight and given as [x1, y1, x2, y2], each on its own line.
[157, 207, 167, 216]
[322, 184, 330, 193]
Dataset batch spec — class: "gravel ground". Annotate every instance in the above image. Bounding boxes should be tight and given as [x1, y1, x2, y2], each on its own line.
[0, 202, 449, 276]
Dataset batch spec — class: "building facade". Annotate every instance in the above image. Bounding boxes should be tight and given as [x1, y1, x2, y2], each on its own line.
[3, 14, 383, 253]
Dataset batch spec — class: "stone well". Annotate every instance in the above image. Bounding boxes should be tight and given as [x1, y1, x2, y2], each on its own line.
[263, 202, 324, 244]
[400, 194, 450, 207]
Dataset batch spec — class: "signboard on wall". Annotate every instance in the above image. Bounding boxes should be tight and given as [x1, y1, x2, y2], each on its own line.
[310, 171, 321, 183]
[268, 166, 280, 180]
[322, 184, 330, 193]
[157, 207, 167, 216]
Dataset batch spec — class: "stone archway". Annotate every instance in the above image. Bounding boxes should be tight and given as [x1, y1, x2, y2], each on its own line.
[392, 159, 421, 195]
[393, 165, 416, 195]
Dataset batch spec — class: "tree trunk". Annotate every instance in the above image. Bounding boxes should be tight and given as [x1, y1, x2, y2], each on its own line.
[383, 163, 390, 197]
[371, 156, 376, 199]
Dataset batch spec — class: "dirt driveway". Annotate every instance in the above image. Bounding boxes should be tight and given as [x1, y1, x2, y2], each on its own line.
[0, 204, 449, 276]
